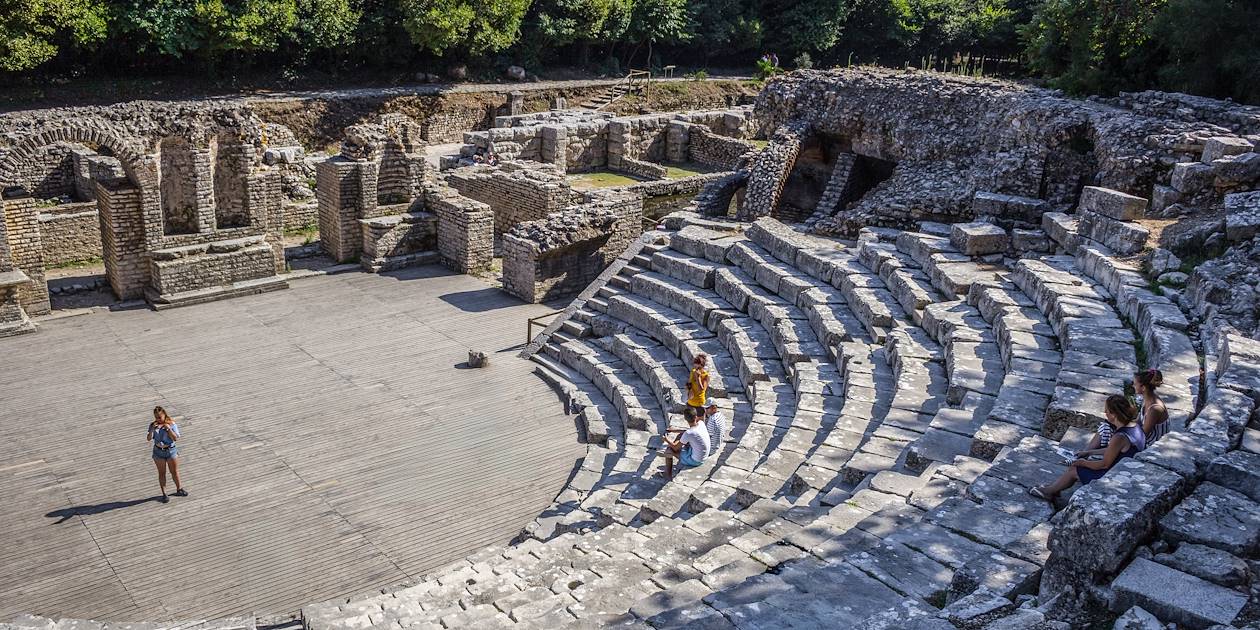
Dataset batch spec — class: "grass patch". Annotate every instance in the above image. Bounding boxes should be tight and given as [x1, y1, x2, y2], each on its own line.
[567, 170, 645, 189]
[664, 163, 719, 180]
[50, 256, 102, 270]
[750, 139, 770, 149]
[285, 222, 320, 244]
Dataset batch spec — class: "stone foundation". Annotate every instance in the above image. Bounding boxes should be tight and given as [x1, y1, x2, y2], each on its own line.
[38, 202, 102, 266]
[360, 211, 438, 272]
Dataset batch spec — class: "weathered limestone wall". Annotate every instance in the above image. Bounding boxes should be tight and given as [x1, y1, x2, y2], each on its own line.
[686, 125, 755, 170]
[316, 157, 378, 262]
[360, 211, 437, 272]
[429, 184, 494, 273]
[212, 138, 253, 229]
[149, 237, 278, 296]
[445, 163, 575, 235]
[754, 68, 1260, 235]
[501, 190, 643, 303]
[1, 194, 49, 314]
[38, 202, 102, 266]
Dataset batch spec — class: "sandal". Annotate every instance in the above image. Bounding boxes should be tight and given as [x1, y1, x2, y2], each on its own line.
[173, 489, 188, 497]
[1028, 487, 1054, 501]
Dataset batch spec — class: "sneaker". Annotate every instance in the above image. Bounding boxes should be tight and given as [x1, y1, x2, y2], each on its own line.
[159, 495, 169, 503]
[173, 489, 188, 497]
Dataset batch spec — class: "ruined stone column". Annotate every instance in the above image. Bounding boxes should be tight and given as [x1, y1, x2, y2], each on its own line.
[1, 192, 50, 315]
[737, 120, 809, 221]
[316, 157, 379, 263]
[428, 185, 493, 274]
[95, 179, 150, 300]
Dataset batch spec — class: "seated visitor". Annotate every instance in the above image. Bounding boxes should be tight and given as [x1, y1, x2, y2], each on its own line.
[486, 152, 500, 166]
[661, 407, 711, 479]
[1135, 368, 1170, 443]
[686, 354, 710, 416]
[1075, 421, 1112, 459]
[1030, 394, 1146, 500]
[704, 402, 727, 449]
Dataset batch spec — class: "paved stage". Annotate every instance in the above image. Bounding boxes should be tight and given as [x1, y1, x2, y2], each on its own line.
[0, 266, 582, 622]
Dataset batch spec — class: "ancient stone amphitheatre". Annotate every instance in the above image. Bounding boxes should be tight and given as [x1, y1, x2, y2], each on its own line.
[3, 68, 1260, 630]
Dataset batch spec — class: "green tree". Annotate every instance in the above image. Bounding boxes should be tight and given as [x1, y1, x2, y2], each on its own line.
[122, 0, 299, 60]
[291, 0, 361, 55]
[760, 0, 852, 54]
[626, 0, 692, 69]
[1022, 0, 1166, 95]
[688, 0, 762, 58]
[398, 0, 532, 56]
[1151, 0, 1260, 104]
[0, 0, 109, 71]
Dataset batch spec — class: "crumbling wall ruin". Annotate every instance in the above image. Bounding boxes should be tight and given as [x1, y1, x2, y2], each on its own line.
[501, 190, 643, 303]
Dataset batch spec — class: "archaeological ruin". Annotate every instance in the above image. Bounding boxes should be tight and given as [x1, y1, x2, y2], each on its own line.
[3, 68, 1260, 629]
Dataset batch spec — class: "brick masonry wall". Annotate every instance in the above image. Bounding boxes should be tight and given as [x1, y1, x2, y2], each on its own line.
[2, 196, 50, 315]
[360, 212, 437, 270]
[688, 125, 755, 170]
[429, 185, 494, 273]
[446, 165, 574, 235]
[149, 241, 277, 295]
[95, 179, 149, 300]
[38, 202, 103, 266]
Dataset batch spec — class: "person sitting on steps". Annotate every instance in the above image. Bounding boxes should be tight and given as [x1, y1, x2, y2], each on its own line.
[660, 407, 710, 479]
[704, 402, 727, 450]
[1075, 420, 1112, 459]
[1030, 394, 1146, 501]
[1135, 368, 1170, 443]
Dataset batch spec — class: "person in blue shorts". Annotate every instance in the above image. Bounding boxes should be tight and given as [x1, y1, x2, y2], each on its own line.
[660, 407, 712, 479]
[147, 406, 188, 503]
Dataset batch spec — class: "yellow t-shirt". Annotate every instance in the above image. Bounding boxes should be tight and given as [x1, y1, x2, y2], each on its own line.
[687, 368, 709, 407]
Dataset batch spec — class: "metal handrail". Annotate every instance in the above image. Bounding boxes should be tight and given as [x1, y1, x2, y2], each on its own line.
[527, 310, 564, 344]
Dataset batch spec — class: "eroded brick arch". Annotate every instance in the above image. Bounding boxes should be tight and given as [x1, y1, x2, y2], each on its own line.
[0, 124, 160, 309]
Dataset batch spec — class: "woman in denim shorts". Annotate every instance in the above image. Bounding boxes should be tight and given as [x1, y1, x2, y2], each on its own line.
[147, 406, 187, 503]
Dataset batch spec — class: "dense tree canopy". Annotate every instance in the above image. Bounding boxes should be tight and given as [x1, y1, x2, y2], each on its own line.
[0, 0, 1255, 105]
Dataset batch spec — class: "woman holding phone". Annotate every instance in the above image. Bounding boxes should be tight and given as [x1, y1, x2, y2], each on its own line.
[147, 406, 187, 502]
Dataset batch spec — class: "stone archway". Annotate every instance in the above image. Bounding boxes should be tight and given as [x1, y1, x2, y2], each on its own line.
[0, 124, 159, 313]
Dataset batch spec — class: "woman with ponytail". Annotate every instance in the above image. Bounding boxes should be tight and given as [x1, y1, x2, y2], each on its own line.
[1135, 368, 1170, 443]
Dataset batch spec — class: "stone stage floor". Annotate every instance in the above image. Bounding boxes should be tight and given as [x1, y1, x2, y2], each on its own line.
[0, 266, 582, 622]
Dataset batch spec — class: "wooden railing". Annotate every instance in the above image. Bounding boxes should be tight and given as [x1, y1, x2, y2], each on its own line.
[527, 310, 564, 345]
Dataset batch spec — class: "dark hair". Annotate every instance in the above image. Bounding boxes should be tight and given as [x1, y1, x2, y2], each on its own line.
[1134, 368, 1163, 391]
[1104, 394, 1138, 425]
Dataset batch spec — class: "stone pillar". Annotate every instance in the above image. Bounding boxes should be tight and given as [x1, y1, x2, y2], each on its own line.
[540, 125, 567, 170]
[316, 157, 379, 263]
[95, 179, 149, 300]
[508, 91, 525, 117]
[429, 186, 493, 273]
[738, 120, 809, 221]
[1, 193, 50, 315]
[666, 121, 690, 163]
[246, 169, 286, 274]
[0, 270, 35, 337]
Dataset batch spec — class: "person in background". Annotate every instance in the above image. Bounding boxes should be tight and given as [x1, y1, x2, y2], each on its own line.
[1135, 368, 1170, 443]
[1030, 394, 1145, 501]
[704, 403, 727, 451]
[686, 354, 710, 417]
[660, 407, 711, 479]
[147, 406, 187, 503]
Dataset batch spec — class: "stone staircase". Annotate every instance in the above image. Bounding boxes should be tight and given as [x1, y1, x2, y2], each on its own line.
[578, 84, 635, 112]
[8, 208, 1259, 629]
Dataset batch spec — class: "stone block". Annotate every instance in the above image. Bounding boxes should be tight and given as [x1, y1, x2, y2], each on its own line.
[1160, 482, 1260, 555]
[1041, 459, 1188, 597]
[950, 222, 1010, 256]
[1201, 136, 1254, 163]
[1078, 186, 1147, 221]
[1078, 211, 1149, 255]
[1223, 191, 1260, 243]
[1153, 542, 1251, 588]
[1170, 161, 1215, 193]
[1111, 557, 1246, 629]
[1204, 449, 1260, 502]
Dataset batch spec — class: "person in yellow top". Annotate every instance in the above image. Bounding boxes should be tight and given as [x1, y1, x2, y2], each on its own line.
[686, 354, 710, 413]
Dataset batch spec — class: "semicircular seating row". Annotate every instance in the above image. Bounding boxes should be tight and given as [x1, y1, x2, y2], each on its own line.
[15, 214, 1220, 630]
[290, 216, 1162, 630]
